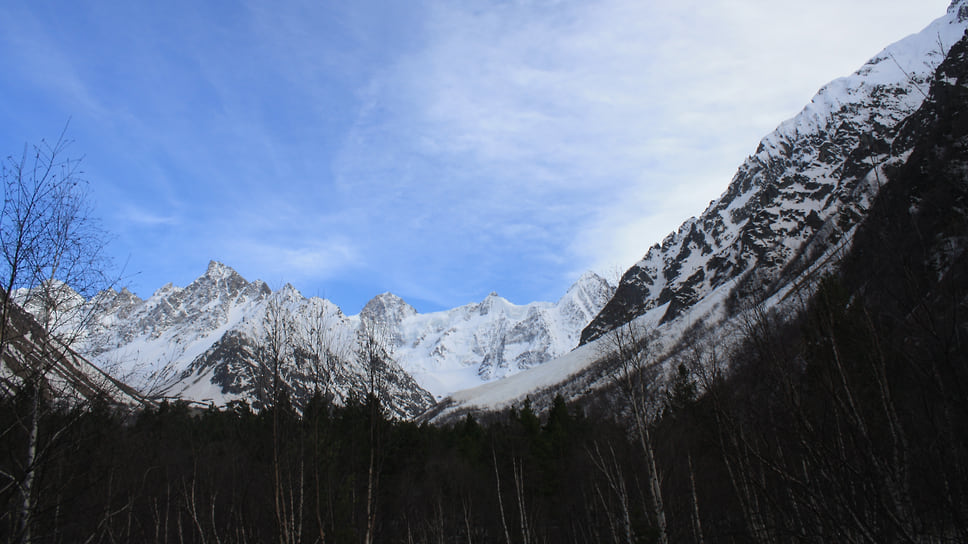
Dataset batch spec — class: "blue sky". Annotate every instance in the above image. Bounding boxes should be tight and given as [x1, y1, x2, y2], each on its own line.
[0, 0, 950, 313]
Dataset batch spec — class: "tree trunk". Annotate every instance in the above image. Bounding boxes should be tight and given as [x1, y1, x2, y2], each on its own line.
[18, 387, 40, 544]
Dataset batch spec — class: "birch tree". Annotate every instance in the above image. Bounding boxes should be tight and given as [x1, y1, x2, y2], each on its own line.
[0, 128, 117, 544]
[601, 320, 669, 544]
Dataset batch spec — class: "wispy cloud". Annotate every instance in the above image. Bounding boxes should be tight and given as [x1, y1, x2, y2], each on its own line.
[0, 0, 950, 311]
[228, 238, 362, 287]
[118, 204, 180, 227]
[335, 0, 952, 295]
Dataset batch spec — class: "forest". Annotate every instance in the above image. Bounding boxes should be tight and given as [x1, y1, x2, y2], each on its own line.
[1, 266, 966, 543]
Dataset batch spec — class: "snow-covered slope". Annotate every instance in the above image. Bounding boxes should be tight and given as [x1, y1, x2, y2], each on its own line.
[581, 1, 968, 344]
[0, 294, 149, 408]
[387, 271, 612, 397]
[78, 261, 611, 415]
[428, 1, 968, 420]
[84, 261, 272, 392]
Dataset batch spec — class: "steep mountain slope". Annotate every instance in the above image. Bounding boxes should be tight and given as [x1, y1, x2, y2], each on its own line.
[839, 28, 968, 338]
[427, 2, 968, 420]
[581, 0, 968, 344]
[79, 261, 611, 416]
[0, 295, 149, 407]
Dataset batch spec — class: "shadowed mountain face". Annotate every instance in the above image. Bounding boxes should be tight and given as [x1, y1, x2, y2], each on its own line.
[581, 6, 968, 344]
[839, 27, 968, 335]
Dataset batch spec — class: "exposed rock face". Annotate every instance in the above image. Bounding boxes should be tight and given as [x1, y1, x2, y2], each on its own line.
[385, 271, 613, 394]
[76, 261, 434, 418]
[581, 8, 968, 344]
[76, 261, 611, 417]
[360, 293, 417, 330]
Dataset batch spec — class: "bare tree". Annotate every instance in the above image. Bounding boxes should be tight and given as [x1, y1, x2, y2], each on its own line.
[492, 447, 513, 544]
[356, 315, 394, 544]
[259, 294, 295, 411]
[600, 320, 669, 544]
[587, 441, 635, 544]
[0, 128, 118, 544]
[356, 316, 392, 408]
[303, 299, 351, 402]
[258, 294, 307, 544]
[0, 127, 115, 369]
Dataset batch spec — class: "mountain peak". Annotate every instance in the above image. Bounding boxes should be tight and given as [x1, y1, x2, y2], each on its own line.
[192, 261, 248, 290]
[151, 282, 182, 299]
[574, 271, 611, 290]
[559, 271, 613, 307]
[204, 260, 237, 280]
[367, 291, 407, 305]
[274, 283, 303, 303]
[360, 292, 417, 328]
[478, 291, 510, 316]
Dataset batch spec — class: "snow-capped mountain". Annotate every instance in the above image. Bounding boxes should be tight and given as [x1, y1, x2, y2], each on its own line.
[84, 261, 274, 394]
[78, 261, 612, 416]
[387, 271, 612, 396]
[80, 261, 431, 418]
[426, 1, 968, 420]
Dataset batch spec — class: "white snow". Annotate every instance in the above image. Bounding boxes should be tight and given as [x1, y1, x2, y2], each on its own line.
[77, 262, 612, 405]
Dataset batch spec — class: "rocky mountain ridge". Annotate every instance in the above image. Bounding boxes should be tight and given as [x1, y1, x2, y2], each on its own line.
[76, 261, 612, 416]
[580, 1, 968, 344]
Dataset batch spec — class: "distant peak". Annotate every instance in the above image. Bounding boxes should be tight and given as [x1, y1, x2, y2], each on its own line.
[276, 282, 303, 300]
[116, 286, 142, 303]
[575, 270, 606, 285]
[374, 291, 405, 302]
[361, 292, 417, 325]
[558, 271, 614, 305]
[480, 291, 508, 306]
[364, 292, 410, 309]
[205, 260, 236, 278]
[478, 291, 509, 316]
[152, 282, 182, 298]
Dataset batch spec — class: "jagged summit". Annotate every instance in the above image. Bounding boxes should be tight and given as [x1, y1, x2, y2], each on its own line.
[77, 258, 612, 410]
[360, 292, 417, 327]
[150, 282, 181, 299]
[203, 260, 235, 280]
[477, 291, 510, 316]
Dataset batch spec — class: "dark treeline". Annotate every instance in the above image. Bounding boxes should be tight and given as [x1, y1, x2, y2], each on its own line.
[0, 388, 643, 543]
[1, 266, 966, 543]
